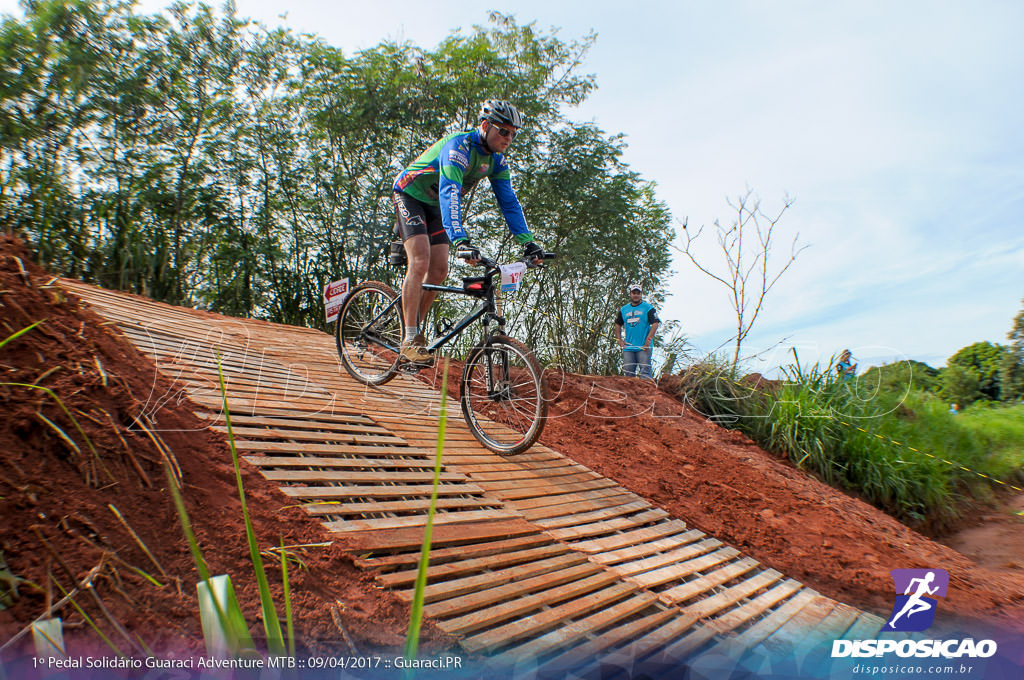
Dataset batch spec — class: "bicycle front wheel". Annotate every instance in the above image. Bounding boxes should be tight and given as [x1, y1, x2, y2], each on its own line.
[461, 334, 548, 455]
[335, 281, 403, 386]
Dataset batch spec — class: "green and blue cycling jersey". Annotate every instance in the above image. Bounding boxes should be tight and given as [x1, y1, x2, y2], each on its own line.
[393, 130, 533, 245]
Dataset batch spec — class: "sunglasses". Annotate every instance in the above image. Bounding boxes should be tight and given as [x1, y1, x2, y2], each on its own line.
[490, 123, 518, 140]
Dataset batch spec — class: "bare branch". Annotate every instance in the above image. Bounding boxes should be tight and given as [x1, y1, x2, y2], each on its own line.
[678, 189, 807, 370]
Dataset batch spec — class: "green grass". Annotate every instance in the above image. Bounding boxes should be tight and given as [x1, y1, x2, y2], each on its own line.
[957, 403, 1024, 471]
[405, 359, 450, 664]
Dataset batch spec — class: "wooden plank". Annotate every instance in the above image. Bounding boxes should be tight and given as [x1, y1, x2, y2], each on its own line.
[505, 489, 630, 516]
[323, 509, 521, 533]
[229, 440, 427, 456]
[378, 543, 573, 588]
[213, 426, 403, 444]
[680, 569, 783, 620]
[280, 484, 485, 498]
[757, 597, 837, 655]
[534, 499, 652, 530]
[628, 546, 740, 589]
[544, 509, 669, 542]
[607, 611, 701, 662]
[452, 459, 583, 474]
[301, 497, 499, 516]
[243, 455, 436, 470]
[200, 412, 381, 429]
[661, 579, 808, 664]
[425, 561, 605, 620]
[398, 553, 589, 604]
[435, 570, 620, 635]
[261, 469, 468, 484]
[699, 578, 803, 637]
[474, 471, 604, 491]
[509, 487, 635, 512]
[593, 528, 706, 565]
[842, 612, 887, 640]
[657, 556, 760, 605]
[537, 609, 677, 676]
[341, 519, 538, 552]
[612, 537, 721, 578]
[497, 592, 660, 663]
[355, 534, 553, 570]
[491, 478, 620, 501]
[464, 467, 601, 482]
[809, 602, 862, 645]
[569, 520, 690, 554]
[720, 589, 819, 652]
[461, 581, 641, 654]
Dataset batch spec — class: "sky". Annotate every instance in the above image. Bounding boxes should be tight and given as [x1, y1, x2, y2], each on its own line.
[4, 0, 1022, 374]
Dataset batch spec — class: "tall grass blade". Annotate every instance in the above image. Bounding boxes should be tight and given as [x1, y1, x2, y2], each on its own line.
[31, 618, 65, 658]
[51, 578, 124, 657]
[280, 537, 295, 657]
[0, 320, 44, 350]
[216, 353, 285, 656]
[164, 461, 254, 653]
[197, 575, 253, 658]
[108, 504, 167, 577]
[405, 359, 450, 665]
[2, 383, 110, 482]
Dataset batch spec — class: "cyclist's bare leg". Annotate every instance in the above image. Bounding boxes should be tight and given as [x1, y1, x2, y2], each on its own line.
[418, 242, 450, 324]
[401, 234, 431, 335]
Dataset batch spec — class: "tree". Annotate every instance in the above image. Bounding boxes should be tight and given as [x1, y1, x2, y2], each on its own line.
[939, 364, 982, 407]
[1000, 299, 1024, 401]
[944, 341, 1006, 402]
[860, 359, 940, 396]
[678, 188, 808, 372]
[1, 2, 676, 364]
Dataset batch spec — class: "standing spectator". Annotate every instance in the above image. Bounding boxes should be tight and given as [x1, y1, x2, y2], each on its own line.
[837, 349, 858, 380]
[615, 283, 660, 378]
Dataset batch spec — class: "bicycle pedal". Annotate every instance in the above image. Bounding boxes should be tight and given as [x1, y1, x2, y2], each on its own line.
[398, 359, 434, 372]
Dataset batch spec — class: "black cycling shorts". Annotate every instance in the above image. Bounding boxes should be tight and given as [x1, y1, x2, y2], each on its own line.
[393, 191, 450, 246]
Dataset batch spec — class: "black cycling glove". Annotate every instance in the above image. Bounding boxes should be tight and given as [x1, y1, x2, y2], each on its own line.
[523, 241, 544, 262]
[455, 240, 481, 261]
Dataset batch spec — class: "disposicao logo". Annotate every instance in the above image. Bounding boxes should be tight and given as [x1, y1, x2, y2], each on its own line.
[885, 568, 948, 632]
[831, 567, 998, 659]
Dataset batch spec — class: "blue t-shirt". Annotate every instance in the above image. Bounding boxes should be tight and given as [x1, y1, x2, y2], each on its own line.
[616, 302, 659, 351]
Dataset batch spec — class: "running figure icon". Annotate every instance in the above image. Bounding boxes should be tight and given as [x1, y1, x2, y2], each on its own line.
[887, 571, 940, 628]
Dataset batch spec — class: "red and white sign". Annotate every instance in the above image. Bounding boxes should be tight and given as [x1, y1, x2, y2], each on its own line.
[323, 278, 349, 323]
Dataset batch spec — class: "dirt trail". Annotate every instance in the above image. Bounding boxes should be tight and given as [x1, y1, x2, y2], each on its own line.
[2, 233, 1022, 661]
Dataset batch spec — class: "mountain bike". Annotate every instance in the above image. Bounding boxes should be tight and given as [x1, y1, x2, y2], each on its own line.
[335, 251, 555, 455]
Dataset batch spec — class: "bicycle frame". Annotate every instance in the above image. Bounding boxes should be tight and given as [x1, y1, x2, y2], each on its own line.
[358, 263, 508, 355]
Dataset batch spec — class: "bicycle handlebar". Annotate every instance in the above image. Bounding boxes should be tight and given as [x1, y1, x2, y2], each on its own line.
[456, 251, 557, 269]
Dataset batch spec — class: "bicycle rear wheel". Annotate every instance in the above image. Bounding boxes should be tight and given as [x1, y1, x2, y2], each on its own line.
[335, 281, 403, 386]
[460, 334, 548, 455]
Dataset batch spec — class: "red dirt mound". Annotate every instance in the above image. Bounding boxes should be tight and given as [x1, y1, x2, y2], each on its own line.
[0, 235, 456, 658]
[535, 372, 1024, 632]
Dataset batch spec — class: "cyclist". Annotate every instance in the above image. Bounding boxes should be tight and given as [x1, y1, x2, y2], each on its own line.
[392, 99, 544, 363]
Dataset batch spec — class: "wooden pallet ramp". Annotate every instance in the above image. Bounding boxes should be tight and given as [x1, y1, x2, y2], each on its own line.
[65, 279, 884, 673]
